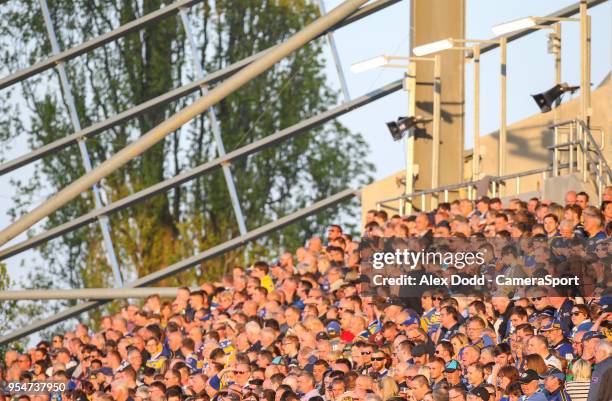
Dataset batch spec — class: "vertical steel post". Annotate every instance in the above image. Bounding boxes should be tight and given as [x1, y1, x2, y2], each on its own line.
[553, 23, 562, 127]
[178, 8, 247, 235]
[472, 46, 480, 183]
[553, 126, 559, 177]
[579, 1, 591, 125]
[316, 0, 351, 103]
[405, 63, 417, 214]
[498, 37, 507, 185]
[515, 177, 520, 195]
[39, 0, 123, 286]
[582, 123, 588, 182]
[431, 55, 441, 210]
[569, 123, 574, 173]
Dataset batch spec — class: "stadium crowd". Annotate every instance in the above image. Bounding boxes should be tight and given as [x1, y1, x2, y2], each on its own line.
[1, 188, 611, 401]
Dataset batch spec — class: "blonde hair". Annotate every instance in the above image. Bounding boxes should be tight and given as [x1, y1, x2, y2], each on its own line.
[417, 365, 431, 381]
[377, 376, 399, 401]
[571, 359, 592, 381]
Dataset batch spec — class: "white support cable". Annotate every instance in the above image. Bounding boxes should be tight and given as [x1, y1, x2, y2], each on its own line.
[39, 0, 123, 286]
[317, 0, 351, 102]
[178, 8, 248, 236]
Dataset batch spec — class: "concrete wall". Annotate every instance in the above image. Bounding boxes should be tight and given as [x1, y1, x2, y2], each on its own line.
[411, 0, 466, 191]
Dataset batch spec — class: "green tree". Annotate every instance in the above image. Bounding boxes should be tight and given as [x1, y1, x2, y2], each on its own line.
[0, 0, 373, 331]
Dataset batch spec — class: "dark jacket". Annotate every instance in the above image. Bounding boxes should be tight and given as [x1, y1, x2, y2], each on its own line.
[587, 356, 612, 401]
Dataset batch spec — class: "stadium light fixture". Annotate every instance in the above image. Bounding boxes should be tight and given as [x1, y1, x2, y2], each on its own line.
[415, 37, 507, 182]
[412, 39, 454, 56]
[492, 17, 538, 36]
[491, 11, 588, 123]
[351, 53, 441, 213]
[386, 116, 425, 141]
[350, 55, 389, 73]
[532, 83, 579, 113]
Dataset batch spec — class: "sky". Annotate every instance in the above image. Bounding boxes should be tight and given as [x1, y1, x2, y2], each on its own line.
[0, 0, 610, 340]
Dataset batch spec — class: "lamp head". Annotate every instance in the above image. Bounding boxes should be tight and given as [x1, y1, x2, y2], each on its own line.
[413, 39, 453, 56]
[386, 116, 430, 141]
[531, 83, 579, 113]
[492, 17, 537, 36]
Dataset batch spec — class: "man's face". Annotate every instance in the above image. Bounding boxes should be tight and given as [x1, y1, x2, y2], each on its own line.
[576, 195, 588, 209]
[416, 215, 429, 232]
[526, 338, 539, 355]
[466, 322, 483, 342]
[466, 366, 481, 386]
[297, 375, 313, 393]
[149, 386, 165, 401]
[371, 352, 386, 371]
[439, 309, 453, 327]
[427, 362, 443, 379]
[530, 292, 548, 311]
[328, 226, 341, 241]
[565, 192, 577, 205]
[494, 217, 506, 232]
[543, 377, 561, 393]
[543, 217, 557, 234]
[520, 382, 537, 396]
[312, 364, 327, 381]
[410, 380, 430, 401]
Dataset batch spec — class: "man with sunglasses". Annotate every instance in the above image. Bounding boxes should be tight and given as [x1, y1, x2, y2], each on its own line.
[420, 291, 441, 337]
[540, 321, 573, 361]
[367, 351, 388, 378]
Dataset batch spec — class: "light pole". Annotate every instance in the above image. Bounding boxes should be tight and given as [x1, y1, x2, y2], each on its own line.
[351, 55, 441, 212]
[413, 37, 507, 188]
[492, 12, 588, 123]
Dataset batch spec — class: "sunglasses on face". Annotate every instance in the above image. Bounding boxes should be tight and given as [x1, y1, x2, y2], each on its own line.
[531, 297, 543, 301]
[371, 357, 385, 361]
[361, 351, 371, 355]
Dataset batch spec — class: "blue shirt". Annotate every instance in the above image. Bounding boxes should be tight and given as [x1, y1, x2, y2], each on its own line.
[521, 390, 548, 401]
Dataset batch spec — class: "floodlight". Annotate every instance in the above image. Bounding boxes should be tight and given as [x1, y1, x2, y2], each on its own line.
[531, 83, 579, 113]
[350, 56, 389, 73]
[412, 39, 453, 56]
[386, 116, 426, 141]
[492, 17, 537, 36]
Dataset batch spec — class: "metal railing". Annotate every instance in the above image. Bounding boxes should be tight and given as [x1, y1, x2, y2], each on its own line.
[376, 165, 565, 214]
[551, 119, 611, 200]
[377, 118, 609, 214]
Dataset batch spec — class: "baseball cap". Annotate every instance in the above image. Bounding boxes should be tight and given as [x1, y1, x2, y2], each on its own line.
[444, 360, 460, 372]
[600, 296, 612, 313]
[582, 331, 605, 341]
[539, 321, 562, 332]
[435, 221, 451, 230]
[317, 332, 330, 341]
[411, 344, 427, 358]
[327, 321, 341, 337]
[519, 369, 540, 384]
[540, 368, 565, 381]
[538, 309, 556, 318]
[469, 387, 490, 401]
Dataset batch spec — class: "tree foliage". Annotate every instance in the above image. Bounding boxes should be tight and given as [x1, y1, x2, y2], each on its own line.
[0, 0, 373, 326]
